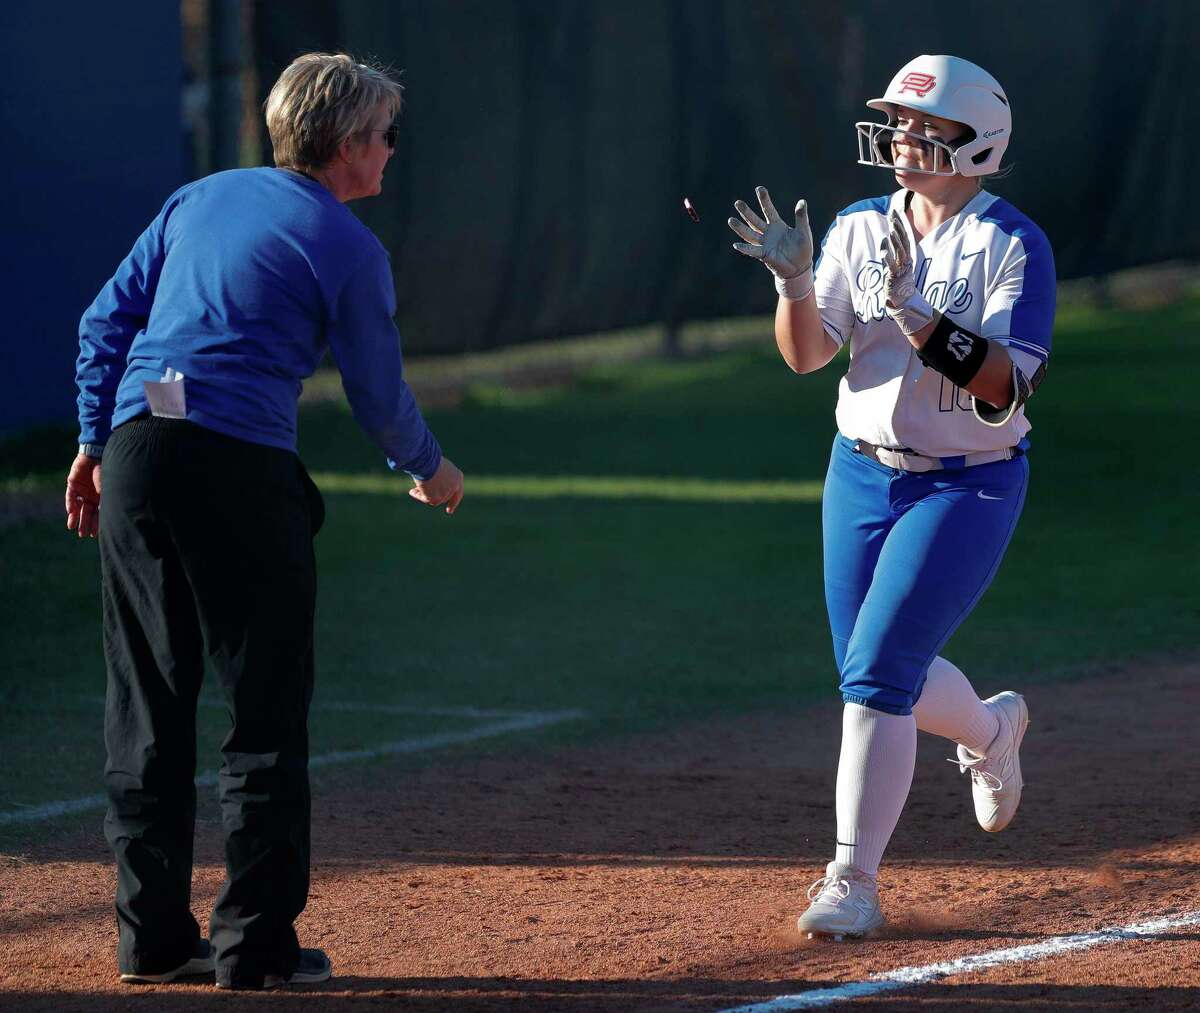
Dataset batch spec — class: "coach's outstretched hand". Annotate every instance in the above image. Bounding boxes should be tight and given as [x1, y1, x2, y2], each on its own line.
[409, 456, 465, 515]
[729, 186, 814, 300]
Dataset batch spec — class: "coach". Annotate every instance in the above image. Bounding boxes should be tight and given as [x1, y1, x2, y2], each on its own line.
[66, 53, 463, 990]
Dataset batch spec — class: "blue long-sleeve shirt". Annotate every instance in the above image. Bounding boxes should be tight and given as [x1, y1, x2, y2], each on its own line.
[76, 167, 442, 478]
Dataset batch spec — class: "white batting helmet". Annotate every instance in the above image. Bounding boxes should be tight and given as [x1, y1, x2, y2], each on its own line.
[855, 55, 1011, 177]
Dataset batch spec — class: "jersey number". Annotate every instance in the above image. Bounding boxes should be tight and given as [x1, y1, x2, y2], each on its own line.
[937, 375, 973, 413]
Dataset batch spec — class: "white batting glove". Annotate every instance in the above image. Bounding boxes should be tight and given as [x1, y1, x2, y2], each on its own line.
[729, 186, 814, 300]
[881, 209, 935, 337]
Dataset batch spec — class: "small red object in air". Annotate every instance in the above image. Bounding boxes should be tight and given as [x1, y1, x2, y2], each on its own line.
[683, 197, 700, 223]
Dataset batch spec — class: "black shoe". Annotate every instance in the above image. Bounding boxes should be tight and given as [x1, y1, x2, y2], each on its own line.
[217, 948, 332, 990]
[263, 948, 332, 988]
[120, 938, 214, 984]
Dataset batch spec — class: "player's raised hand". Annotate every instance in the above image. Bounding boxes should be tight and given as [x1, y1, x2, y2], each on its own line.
[880, 208, 935, 338]
[880, 209, 916, 308]
[729, 186, 814, 299]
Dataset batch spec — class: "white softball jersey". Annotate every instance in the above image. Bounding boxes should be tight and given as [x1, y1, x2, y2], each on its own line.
[814, 188, 1055, 458]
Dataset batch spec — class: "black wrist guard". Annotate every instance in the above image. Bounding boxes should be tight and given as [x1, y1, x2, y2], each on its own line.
[916, 314, 989, 388]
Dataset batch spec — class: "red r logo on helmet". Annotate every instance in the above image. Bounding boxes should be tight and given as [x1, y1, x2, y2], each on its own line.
[898, 72, 937, 97]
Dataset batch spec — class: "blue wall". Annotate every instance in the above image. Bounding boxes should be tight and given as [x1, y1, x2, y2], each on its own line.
[0, 3, 183, 435]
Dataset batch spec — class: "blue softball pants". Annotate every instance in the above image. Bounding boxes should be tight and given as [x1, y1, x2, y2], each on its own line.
[822, 433, 1029, 716]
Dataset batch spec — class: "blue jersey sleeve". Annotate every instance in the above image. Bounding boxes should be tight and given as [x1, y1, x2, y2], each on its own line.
[75, 201, 173, 445]
[327, 246, 442, 479]
[980, 218, 1056, 366]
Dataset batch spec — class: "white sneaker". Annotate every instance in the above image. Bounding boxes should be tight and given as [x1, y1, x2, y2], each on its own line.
[953, 691, 1029, 832]
[796, 861, 885, 941]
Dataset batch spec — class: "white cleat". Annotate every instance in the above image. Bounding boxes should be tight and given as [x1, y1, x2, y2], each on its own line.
[796, 861, 885, 941]
[953, 691, 1029, 833]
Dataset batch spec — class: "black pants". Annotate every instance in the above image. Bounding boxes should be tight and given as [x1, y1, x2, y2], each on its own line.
[99, 416, 324, 987]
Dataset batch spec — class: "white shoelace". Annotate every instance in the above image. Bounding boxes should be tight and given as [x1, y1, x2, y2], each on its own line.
[949, 753, 1004, 790]
[806, 874, 851, 904]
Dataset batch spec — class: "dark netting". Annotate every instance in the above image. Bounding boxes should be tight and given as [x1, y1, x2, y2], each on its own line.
[254, 0, 1197, 355]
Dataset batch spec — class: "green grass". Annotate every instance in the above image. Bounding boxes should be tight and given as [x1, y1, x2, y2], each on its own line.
[2, 297, 1198, 844]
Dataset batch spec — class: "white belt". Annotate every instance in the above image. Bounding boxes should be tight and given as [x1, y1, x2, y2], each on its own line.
[852, 439, 1018, 473]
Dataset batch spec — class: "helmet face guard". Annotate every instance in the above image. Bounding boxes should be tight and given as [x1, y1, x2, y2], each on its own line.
[855, 122, 958, 176]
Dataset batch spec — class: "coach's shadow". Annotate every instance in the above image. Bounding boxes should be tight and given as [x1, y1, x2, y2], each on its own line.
[6, 976, 1199, 1010]
[277, 974, 852, 1007]
[324, 979, 1200, 1010]
[0, 976, 841, 1011]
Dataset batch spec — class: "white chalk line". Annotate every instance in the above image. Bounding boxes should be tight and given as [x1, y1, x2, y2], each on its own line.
[0, 707, 585, 827]
[718, 910, 1200, 1012]
[77, 695, 560, 720]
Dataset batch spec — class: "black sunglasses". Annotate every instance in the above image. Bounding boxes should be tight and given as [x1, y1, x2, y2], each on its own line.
[365, 124, 399, 149]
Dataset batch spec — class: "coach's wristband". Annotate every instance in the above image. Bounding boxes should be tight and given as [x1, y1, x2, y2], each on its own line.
[774, 265, 814, 301]
[916, 314, 989, 388]
[79, 442, 105, 460]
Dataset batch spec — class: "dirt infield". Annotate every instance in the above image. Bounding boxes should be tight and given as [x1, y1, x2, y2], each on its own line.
[1, 656, 1197, 1011]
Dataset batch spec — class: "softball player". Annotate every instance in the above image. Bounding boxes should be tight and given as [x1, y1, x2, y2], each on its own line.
[729, 54, 1054, 939]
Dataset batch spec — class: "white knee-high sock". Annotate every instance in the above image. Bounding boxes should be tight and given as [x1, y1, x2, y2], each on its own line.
[834, 702, 916, 877]
[911, 656, 999, 754]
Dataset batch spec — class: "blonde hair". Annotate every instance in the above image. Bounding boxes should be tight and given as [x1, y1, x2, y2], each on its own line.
[265, 52, 403, 172]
